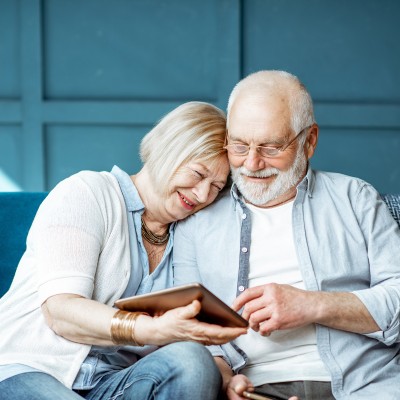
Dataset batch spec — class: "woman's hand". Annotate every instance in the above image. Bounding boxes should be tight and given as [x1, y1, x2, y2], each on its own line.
[135, 300, 247, 346]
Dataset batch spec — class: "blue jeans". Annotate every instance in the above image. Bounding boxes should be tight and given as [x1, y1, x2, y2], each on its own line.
[0, 342, 222, 400]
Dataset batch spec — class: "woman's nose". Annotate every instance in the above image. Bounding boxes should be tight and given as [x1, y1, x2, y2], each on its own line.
[193, 180, 210, 203]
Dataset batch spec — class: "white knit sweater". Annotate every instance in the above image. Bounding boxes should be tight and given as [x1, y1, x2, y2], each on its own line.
[0, 171, 131, 388]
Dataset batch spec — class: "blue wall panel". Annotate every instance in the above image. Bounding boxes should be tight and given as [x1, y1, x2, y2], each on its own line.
[312, 129, 400, 193]
[0, 125, 23, 188]
[0, 0, 399, 193]
[43, 0, 220, 101]
[45, 124, 150, 188]
[0, 0, 239, 190]
[242, 0, 400, 192]
[243, 0, 400, 101]
[0, 0, 20, 98]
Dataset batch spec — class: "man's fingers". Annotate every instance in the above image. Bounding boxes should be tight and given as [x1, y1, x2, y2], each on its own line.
[232, 286, 265, 311]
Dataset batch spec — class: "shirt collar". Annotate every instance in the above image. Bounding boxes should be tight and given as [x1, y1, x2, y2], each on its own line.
[111, 165, 145, 213]
[297, 166, 315, 197]
[230, 183, 248, 210]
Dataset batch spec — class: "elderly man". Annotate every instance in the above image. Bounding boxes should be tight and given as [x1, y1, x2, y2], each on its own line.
[173, 70, 400, 400]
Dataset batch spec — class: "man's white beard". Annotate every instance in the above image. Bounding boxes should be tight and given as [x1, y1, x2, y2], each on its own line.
[231, 150, 307, 206]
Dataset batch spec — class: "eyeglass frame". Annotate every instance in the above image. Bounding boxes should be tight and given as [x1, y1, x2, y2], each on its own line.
[223, 125, 311, 158]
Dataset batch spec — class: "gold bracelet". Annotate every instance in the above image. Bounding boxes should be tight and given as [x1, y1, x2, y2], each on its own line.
[110, 310, 148, 346]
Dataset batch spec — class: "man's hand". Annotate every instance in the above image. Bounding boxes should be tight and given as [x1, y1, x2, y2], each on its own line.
[231, 284, 315, 335]
[226, 374, 298, 400]
[226, 374, 254, 400]
[232, 283, 379, 335]
[214, 357, 299, 400]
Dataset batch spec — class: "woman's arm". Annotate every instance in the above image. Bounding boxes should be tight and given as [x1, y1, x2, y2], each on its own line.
[42, 294, 247, 346]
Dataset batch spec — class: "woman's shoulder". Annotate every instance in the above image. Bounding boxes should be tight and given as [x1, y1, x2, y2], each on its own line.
[68, 169, 117, 189]
[51, 170, 120, 199]
[39, 170, 124, 220]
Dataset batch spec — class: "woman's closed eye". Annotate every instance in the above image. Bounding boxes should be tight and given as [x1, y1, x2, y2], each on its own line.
[193, 169, 205, 179]
[211, 183, 224, 192]
[193, 172, 224, 194]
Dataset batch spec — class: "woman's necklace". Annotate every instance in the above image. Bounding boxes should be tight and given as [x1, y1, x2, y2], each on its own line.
[141, 218, 170, 245]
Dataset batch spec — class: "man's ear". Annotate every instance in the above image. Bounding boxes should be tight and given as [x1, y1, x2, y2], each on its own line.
[305, 124, 319, 160]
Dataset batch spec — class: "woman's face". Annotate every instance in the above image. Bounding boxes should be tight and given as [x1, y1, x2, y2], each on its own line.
[163, 155, 230, 221]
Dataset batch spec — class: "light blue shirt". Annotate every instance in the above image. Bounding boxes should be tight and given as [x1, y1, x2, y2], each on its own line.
[173, 168, 400, 399]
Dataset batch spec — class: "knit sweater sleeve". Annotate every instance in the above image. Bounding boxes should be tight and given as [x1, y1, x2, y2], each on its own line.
[31, 172, 110, 303]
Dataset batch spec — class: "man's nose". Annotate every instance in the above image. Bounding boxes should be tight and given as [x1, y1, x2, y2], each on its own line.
[243, 147, 265, 171]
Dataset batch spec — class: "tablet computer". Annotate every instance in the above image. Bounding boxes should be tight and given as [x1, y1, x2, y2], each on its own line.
[114, 283, 248, 328]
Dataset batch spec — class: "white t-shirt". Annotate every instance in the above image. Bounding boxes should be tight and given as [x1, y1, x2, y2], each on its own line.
[235, 201, 331, 385]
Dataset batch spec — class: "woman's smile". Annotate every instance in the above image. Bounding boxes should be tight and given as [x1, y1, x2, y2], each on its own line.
[178, 191, 196, 211]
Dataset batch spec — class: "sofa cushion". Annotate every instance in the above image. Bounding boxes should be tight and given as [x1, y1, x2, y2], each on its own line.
[381, 194, 400, 228]
[0, 192, 48, 296]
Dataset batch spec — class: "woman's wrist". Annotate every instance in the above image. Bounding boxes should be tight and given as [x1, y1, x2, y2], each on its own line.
[110, 310, 149, 346]
[134, 315, 173, 347]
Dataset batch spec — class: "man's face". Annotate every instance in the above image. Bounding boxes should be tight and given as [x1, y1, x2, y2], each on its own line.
[227, 94, 309, 206]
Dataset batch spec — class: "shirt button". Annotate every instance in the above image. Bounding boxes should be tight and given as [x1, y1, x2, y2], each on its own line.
[241, 247, 248, 253]
[238, 285, 245, 292]
[242, 214, 247, 219]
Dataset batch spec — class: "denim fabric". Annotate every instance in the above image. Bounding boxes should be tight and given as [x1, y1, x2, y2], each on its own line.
[173, 168, 400, 399]
[80, 343, 221, 400]
[0, 372, 84, 400]
[0, 343, 221, 400]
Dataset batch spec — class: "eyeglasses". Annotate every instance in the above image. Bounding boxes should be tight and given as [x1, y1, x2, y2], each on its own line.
[224, 126, 310, 158]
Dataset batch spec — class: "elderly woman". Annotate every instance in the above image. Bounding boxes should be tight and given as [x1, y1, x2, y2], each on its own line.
[0, 102, 247, 400]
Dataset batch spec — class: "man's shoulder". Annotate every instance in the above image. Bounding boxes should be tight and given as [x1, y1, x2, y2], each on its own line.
[312, 169, 373, 192]
[179, 187, 234, 226]
[199, 187, 233, 213]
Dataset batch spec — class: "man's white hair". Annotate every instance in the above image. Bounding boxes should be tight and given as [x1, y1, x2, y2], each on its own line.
[227, 70, 315, 133]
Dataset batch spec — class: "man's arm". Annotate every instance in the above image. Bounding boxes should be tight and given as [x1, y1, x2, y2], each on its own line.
[232, 184, 400, 340]
[232, 283, 379, 336]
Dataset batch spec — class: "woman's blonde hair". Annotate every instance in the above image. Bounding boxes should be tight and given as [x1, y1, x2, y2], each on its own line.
[140, 101, 227, 195]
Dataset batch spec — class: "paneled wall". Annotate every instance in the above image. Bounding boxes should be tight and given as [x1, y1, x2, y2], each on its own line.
[1, 0, 399, 192]
[242, 0, 400, 193]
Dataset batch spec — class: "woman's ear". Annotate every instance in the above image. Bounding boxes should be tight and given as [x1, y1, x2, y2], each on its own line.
[306, 124, 319, 160]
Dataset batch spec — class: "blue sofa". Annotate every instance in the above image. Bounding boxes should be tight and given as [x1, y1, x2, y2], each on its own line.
[1, 192, 400, 298]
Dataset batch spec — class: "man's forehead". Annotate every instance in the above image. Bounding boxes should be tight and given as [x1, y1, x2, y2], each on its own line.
[228, 97, 291, 140]
[228, 92, 290, 122]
